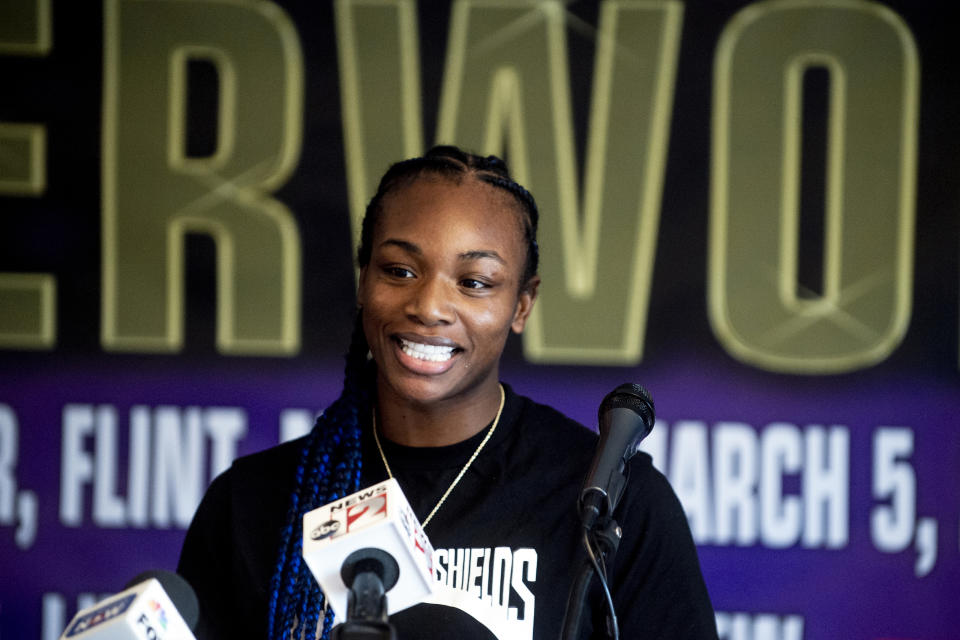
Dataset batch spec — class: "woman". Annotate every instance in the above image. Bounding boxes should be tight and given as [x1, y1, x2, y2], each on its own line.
[178, 146, 717, 639]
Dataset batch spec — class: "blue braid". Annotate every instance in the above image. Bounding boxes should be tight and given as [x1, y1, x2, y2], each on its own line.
[267, 315, 369, 639]
[266, 425, 314, 635]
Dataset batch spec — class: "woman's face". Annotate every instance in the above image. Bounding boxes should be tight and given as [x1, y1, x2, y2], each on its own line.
[357, 175, 538, 408]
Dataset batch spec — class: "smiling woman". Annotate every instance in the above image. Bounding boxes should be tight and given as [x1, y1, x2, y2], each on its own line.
[177, 146, 718, 640]
[359, 174, 538, 445]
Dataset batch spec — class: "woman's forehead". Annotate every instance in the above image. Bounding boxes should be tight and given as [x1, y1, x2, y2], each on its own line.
[378, 174, 524, 232]
[373, 176, 527, 262]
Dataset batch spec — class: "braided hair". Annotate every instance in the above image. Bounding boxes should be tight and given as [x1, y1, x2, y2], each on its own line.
[359, 145, 539, 288]
[266, 145, 539, 639]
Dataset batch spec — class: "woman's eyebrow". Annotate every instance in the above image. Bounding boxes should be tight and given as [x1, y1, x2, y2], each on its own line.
[459, 250, 506, 265]
[379, 238, 421, 254]
[380, 239, 506, 266]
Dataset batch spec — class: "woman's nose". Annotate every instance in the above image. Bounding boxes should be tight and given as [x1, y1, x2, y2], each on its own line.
[405, 276, 455, 325]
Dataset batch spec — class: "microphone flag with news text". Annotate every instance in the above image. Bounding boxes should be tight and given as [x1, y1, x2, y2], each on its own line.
[302, 478, 436, 620]
[59, 570, 198, 640]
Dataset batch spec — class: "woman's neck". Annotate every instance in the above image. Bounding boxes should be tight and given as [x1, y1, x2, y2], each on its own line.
[374, 381, 504, 447]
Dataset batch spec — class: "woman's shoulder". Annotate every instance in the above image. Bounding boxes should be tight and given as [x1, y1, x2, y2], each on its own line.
[507, 384, 596, 439]
[201, 436, 308, 508]
[501, 384, 600, 469]
[231, 436, 308, 476]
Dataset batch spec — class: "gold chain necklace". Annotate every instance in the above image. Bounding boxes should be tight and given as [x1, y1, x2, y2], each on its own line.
[372, 384, 505, 529]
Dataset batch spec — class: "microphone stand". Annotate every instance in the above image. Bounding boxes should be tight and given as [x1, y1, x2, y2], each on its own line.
[559, 516, 622, 640]
[332, 549, 399, 640]
[561, 383, 654, 639]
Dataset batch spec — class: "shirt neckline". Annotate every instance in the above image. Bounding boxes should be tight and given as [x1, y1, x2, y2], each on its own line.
[372, 384, 521, 472]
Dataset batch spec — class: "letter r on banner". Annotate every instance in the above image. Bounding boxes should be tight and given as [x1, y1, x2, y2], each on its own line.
[102, 0, 303, 354]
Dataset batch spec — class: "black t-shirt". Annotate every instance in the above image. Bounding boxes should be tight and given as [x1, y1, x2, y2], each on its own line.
[178, 384, 718, 639]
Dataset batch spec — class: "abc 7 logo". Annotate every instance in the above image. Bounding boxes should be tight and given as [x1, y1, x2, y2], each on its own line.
[310, 519, 341, 540]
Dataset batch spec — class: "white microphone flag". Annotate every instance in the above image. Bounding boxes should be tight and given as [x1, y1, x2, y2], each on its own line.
[302, 478, 436, 618]
[60, 577, 196, 640]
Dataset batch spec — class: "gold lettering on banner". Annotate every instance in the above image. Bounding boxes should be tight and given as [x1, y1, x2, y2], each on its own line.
[0, 0, 51, 55]
[438, 0, 683, 364]
[710, 0, 918, 373]
[335, 0, 424, 266]
[0, 274, 56, 349]
[101, 0, 304, 354]
[0, 0, 55, 349]
[338, 0, 683, 364]
[0, 123, 45, 195]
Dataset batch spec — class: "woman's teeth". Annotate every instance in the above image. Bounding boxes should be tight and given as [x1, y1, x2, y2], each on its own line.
[399, 338, 455, 362]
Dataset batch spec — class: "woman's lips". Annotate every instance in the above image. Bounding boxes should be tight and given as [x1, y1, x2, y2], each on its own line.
[392, 336, 461, 374]
[398, 337, 455, 362]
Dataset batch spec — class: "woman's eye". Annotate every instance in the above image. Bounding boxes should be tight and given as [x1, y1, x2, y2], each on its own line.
[460, 278, 489, 290]
[384, 266, 414, 278]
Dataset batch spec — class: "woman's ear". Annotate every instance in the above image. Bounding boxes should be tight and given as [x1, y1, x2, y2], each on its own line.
[511, 275, 540, 334]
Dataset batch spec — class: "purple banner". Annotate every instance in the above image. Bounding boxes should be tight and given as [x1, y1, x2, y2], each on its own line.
[2, 1, 958, 639]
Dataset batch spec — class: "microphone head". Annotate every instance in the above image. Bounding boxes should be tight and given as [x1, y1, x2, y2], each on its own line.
[340, 547, 401, 591]
[124, 570, 200, 631]
[579, 383, 656, 528]
[598, 383, 655, 431]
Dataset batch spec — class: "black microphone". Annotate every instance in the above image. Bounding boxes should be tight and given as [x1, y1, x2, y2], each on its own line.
[579, 383, 655, 530]
[332, 548, 400, 640]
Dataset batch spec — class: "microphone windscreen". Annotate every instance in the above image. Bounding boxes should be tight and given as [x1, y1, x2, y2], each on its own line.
[599, 383, 655, 427]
